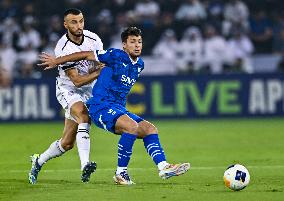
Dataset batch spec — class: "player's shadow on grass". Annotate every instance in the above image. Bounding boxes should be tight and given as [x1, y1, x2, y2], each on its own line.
[0, 179, 30, 184]
[137, 182, 190, 185]
[0, 179, 194, 187]
[0, 179, 81, 185]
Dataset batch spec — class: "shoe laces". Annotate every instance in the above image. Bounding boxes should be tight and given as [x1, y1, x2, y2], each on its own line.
[119, 171, 131, 181]
[164, 164, 178, 170]
[34, 159, 42, 172]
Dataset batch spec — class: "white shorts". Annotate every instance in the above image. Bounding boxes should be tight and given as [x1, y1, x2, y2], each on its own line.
[56, 82, 92, 122]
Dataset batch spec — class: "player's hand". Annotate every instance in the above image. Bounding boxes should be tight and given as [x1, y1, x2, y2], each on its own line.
[37, 52, 57, 70]
[89, 62, 105, 73]
[96, 63, 105, 70]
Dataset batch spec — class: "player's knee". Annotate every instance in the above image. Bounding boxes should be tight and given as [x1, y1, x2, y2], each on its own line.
[148, 125, 158, 134]
[125, 121, 139, 134]
[71, 104, 90, 123]
[61, 140, 74, 151]
[76, 109, 90, 123]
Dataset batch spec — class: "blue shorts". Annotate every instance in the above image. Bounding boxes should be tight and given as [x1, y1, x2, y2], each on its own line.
[88, 103, 144, 134]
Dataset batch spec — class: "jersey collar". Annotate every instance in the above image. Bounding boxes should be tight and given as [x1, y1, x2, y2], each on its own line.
[66, 33, 84, 46]
[122, 49, 141, 65]
[129, 56, 139, 65]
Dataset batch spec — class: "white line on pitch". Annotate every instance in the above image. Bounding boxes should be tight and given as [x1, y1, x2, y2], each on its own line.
[3, 165, 284, 173]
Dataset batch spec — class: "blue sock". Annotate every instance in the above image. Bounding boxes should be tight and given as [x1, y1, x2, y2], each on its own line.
[143, 134, 166, 165]
[117, 133, 137, 168]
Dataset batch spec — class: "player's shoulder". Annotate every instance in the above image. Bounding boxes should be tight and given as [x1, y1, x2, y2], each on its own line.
[83, 30, 101, 41]
[137, 57, 144, 66]
[98, 48, 123, 55]
[109, 48, 122, 53]
[55, 34, 68, 51]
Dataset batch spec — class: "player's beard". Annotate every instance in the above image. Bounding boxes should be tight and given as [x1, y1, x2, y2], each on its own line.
[70, 29, 83, 37]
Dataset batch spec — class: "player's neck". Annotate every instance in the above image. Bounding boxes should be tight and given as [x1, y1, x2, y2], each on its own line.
[67, 32, 83, 44]
[129, 55, 138, 63]
[124, 51, 138, 63]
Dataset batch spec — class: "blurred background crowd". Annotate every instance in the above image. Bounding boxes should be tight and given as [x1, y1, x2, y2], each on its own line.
[1, 0, 284, 87]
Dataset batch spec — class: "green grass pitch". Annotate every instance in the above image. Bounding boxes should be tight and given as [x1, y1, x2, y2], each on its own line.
[0, 119, 283, 201]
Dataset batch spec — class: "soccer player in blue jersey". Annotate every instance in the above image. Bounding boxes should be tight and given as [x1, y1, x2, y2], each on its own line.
[39, 27, 190, 185]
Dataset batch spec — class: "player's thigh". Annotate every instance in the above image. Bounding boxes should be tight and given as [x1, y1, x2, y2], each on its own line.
[88, 105, 137, 134]
[137, 120, 158, 139]
[56, 85, 90, 124]
[115, 114, 139, 134]
[61, 118, 78, 145]
[70, 101, 91, 123]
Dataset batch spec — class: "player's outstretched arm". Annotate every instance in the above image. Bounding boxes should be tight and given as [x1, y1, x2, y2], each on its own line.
[38, 51, 96, 70]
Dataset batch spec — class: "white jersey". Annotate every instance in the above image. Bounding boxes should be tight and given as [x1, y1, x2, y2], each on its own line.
[55, 30, 103, 87]
[54, 30, 103, 121]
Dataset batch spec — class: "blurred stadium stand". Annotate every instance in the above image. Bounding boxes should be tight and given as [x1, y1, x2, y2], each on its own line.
[1, 0, 284, 122]
[1, 0, 284, 84]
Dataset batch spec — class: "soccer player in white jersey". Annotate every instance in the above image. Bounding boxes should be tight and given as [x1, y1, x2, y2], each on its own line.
[28, 8, 103, 184]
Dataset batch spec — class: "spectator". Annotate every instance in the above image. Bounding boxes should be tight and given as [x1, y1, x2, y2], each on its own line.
[134, 0, 160, 28]
[202, 25, 228, 74]
[0, 17, 20, 47]
[16, 17, 41, 50]
[46, 15, 64, 42]
[205, 0, 224, 30]
[152, 29, 179, 60]
[249, 10, 273, 53]
[95, 9, 113, 48]
[175, 0, 206, 22]
[227, 29, 254, 73]
[0, 39, 17, 79]
[17, 43, 38, 78]
[178, 26, 203, 73]
[223, 0, 249, 36]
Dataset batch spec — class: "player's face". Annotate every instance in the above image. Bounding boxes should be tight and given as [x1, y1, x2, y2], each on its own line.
[123, 35, 143, 58]
[64, 13, 84, 37]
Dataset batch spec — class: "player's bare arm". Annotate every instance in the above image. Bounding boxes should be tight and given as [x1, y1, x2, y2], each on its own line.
[38, 51, 96, 70]
[66, 67, 103, 87]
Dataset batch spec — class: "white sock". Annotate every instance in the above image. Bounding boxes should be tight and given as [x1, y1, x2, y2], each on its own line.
[38, 139, 66, 166]
[116, 167, 127, 174]
[157, 161, 169, 171]
[76, 123, 91, 170]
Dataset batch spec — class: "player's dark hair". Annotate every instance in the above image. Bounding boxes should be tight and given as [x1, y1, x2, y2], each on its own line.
[64, 8, 82, 18]
[121, 27, 142, 42]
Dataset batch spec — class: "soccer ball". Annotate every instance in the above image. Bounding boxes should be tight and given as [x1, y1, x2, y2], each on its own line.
[223, 164, 250, 191]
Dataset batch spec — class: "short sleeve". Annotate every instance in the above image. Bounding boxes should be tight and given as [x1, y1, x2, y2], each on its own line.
[54, 42, 77, 71]
[94, 48, 117, 65]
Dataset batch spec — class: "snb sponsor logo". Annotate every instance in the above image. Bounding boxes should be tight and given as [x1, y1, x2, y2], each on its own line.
[121, 75, 136, 86]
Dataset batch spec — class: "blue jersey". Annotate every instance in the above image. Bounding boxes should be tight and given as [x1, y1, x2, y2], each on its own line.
[86, 48, 144, 108]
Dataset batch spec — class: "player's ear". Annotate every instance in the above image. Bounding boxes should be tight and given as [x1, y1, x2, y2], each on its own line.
[63, 20, 67, 29]
[122, 42, 126, 49]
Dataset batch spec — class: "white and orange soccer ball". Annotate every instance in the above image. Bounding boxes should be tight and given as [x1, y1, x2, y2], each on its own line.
[223, 164, 250, 191]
